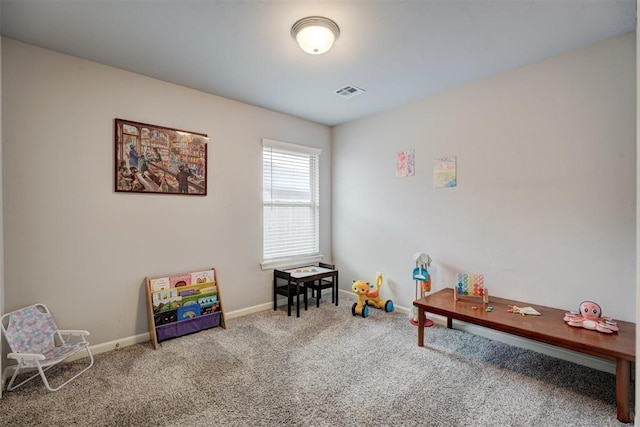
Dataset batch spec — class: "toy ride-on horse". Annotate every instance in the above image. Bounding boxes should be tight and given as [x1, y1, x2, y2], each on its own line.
[351, 273, 394, 317]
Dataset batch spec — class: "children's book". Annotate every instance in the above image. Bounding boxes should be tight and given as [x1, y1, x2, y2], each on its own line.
[152, 288, 178, 304]
[154, 310, 177, 325]
[183, 299, 199, 307]
[199, 286, 217, 295]
[182, 294, 207, 306]
[191, 270, 215, 284]
[198, 294, 218, 307]
[200, 305, 215, 315]
[178, 289, 196, 297]
[170, 273, 192, 288]
[178, 304, 201, 320]
[153, 296, 182, 313]
[149, 276, 170, 291]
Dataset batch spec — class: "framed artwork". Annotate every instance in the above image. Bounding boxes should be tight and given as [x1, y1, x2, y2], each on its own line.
[114, 119, 208, 195]
[433, 156, 457, 188]
[396, 148, 415, 177]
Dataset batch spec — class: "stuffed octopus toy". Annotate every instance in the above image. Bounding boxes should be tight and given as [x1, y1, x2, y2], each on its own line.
[564, 301, 618, 334]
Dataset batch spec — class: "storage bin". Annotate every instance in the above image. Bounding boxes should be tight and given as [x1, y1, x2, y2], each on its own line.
[156, 311, 221, 342]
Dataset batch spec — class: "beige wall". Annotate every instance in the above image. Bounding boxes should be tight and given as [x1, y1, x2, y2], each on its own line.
[333, 33, 636, 321]
[1, 38, 332, 346]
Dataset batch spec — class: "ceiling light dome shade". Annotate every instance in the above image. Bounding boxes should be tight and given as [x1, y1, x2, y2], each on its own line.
[291, 16, 340, 55]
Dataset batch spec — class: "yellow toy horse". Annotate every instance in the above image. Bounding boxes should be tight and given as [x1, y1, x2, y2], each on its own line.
[351, 273, 394, 317]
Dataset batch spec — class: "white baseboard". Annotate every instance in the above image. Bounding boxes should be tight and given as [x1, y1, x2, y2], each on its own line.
[225, 302, 273, 319]
[88, 332, 151, 356]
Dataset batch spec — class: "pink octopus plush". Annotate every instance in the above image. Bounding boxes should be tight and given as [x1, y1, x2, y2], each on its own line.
[564, 301, 618, 334]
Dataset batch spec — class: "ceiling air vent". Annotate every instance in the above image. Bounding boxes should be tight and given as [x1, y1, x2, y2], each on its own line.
[335, 84, 365, 99]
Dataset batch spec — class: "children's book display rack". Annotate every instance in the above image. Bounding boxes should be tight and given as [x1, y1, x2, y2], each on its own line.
[145, 267, 226, 349]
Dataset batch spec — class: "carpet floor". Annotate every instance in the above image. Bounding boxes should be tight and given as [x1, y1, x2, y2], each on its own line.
[0, 297, 632, 426]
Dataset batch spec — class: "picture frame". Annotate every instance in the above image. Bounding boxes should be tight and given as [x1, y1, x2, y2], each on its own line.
[114, 118, 208, 195]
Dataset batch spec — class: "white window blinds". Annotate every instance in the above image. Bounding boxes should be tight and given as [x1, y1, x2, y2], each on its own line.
[262, 139, 320, 263]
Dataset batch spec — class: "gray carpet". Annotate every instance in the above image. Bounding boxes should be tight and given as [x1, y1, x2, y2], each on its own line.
[0, 297, 631, 426]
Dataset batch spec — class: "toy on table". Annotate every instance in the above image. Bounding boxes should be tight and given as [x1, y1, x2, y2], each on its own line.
[508, 305, 540, 316]
[453, 273, 489, 304]
[410, 252, 434, 327]
[563, 301, 619, 334]
[351, 273, 394, 318]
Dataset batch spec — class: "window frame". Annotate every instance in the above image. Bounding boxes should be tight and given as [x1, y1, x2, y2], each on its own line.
[261, 138, 322, 270]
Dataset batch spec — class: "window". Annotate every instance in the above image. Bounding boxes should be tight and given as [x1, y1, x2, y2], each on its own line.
[262, 139, 321, 269]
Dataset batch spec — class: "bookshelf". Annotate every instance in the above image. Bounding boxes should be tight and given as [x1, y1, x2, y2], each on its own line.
[145, 267, 227, 349]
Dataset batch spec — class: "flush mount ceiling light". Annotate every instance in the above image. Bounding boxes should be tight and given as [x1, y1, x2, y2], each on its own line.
[291, 16, 340, 55]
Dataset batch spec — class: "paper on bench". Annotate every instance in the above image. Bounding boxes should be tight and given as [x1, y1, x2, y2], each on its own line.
[512, 306, 541, 315]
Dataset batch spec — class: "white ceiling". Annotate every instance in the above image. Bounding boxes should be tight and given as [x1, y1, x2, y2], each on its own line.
[0, 0, 635, 126]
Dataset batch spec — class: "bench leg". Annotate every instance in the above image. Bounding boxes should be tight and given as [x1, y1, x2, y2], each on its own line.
[616, 358, 632, 423]
[418, 306, 425, 346]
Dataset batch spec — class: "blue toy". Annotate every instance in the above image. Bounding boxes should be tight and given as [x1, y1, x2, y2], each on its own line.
[411, 252, 434, 327]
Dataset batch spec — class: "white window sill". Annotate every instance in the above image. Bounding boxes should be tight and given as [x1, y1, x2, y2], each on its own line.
[261, 254, 324, 271]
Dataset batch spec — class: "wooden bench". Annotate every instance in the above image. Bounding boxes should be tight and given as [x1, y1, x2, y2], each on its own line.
[414, 288, 635, 423]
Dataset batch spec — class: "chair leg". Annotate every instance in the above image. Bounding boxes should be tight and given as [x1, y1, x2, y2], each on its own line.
[7, 347, 95, 392]
[273, 278, 277, 311]
[7, 361, 59, 391]
[6, 360, 31, 391]
[304, 285, 308, 310]
[40, 347, 94, 392]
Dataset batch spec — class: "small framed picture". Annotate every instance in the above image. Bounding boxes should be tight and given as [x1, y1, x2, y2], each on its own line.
[114, 118, 208, 195]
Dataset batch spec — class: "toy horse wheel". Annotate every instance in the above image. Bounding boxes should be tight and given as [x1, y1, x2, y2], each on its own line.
[385, 300, 394, 312]
[362, 305, 369, 318]
[351, 303, 358, 316]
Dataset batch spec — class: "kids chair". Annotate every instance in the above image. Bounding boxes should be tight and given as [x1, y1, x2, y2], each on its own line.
[273, 269, 308, 317]
[1, 303, 94, 391]
[306, 262, 337, 308]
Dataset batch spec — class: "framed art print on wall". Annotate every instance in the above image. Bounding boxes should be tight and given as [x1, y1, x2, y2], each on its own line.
[115, 119, 208, 195]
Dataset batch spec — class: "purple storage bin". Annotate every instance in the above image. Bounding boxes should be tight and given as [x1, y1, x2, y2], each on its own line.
[156, 323, 178, 341]
[200, 311, 221, 328]
[156, 312, 221, 342]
